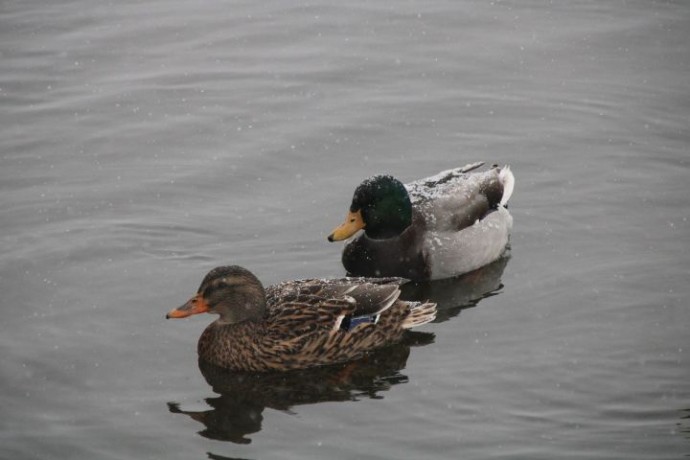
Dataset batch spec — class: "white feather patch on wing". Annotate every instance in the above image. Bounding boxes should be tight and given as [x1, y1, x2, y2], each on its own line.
[332, 314, 345, 332]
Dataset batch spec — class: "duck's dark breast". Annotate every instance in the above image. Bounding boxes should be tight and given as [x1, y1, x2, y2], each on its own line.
[342, 214, 431, 280]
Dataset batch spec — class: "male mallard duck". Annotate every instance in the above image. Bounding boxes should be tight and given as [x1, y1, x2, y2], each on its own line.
[166, 265, 436, 372]
[327, 162, 515, 281]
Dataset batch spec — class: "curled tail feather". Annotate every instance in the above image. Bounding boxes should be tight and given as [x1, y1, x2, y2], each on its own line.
[499, 165, 515, 207]
[402, 301, 437, 329]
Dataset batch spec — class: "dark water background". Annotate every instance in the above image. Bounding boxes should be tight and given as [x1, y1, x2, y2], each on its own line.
[1, 1, 688, 459]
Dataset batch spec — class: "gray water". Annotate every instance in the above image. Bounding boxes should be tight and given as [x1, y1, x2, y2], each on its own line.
[1, 1, 688, 459]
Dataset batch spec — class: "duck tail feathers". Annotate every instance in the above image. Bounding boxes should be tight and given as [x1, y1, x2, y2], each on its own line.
[402, 301, 437, 329]
[499, 165, 515, 207]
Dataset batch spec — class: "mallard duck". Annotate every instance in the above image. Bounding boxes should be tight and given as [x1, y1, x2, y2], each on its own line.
[165, 265, 436, 372]
[327, 162, 515, 281]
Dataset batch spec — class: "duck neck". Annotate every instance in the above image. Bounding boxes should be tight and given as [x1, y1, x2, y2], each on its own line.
[217, 295, 266, 325]
[363, 204, 412, 239]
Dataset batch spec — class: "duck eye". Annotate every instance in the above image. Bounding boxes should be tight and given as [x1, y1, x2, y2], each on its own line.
[349, 218, 356, 223]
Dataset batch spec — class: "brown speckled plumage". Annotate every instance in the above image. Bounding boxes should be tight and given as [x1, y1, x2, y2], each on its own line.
[167, 266, 436, 372]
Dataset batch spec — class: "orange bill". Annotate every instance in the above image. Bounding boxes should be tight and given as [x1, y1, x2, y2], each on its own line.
[327, 209, 365, 242]
[166, 294, 209, 319]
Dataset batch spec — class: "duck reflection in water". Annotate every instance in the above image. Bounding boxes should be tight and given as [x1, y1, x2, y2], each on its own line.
[402, 254, 509, 323]
[168, 331, 432, 444]
[167, 256, 508, 445]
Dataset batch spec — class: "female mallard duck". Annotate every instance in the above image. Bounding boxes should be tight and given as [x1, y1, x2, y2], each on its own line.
[327, 162, 515, 281]
[166, 265, 436, 372]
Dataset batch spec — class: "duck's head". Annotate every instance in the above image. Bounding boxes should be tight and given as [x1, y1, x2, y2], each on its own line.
[328, 175, 412, 241]
[166, 265, 267, 324]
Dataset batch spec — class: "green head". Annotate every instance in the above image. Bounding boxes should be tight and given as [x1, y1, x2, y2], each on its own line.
[328, 175, 412, 241]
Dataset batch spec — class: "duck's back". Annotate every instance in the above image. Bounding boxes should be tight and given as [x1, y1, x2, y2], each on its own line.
[406, 162, 506, 232]
[265, 277, 406, 315]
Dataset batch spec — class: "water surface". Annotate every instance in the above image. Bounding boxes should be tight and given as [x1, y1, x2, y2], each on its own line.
[1, 1, 689, 459]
